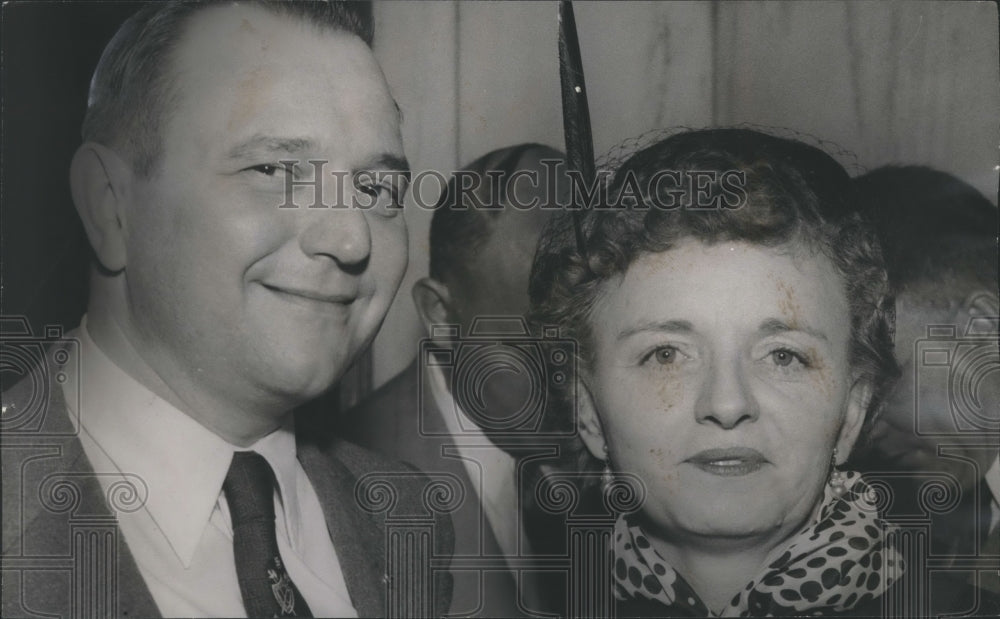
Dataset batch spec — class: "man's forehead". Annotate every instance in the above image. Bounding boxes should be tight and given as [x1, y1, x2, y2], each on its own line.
[162, 3, 401, 163]
[181, 3, 327, 41]
[174, 3, 375, 78]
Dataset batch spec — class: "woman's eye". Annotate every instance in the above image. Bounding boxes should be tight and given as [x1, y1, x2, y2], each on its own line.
[769, 348, 806, 368]
[644, 346, 681, 366]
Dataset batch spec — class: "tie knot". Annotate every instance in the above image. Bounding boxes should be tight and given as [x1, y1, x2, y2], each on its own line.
[223, 451, 276, 526]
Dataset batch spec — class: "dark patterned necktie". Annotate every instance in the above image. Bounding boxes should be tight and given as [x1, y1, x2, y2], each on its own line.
[223, 451, 313, 618]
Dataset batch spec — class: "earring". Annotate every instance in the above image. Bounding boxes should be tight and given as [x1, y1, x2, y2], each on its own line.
[829, 448, 848, 497]
[602, 444, 613, 491]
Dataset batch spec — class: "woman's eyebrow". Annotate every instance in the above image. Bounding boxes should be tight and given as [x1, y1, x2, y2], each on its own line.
[617, 319, 693, 341]
[758, 318, 828, 342]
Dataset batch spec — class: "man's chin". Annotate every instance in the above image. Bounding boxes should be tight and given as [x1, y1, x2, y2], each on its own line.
[257, 358, 345, 405]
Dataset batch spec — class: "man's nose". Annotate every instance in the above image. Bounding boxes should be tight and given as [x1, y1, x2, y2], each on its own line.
[298, 205, 372, 269]
[694, 357, 759, 429]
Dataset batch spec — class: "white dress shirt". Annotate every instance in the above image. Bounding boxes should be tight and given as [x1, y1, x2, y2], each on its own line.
[424, 361, 529, 565]
[986, 456, 1000, 535]
[64, 318, 356, 617]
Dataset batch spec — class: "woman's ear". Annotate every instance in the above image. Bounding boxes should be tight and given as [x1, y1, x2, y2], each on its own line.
[575, 377, 608, 461]
[412, 277, 456, 337]
[69, 143, 133, 272]
[836, 378, 872, 464]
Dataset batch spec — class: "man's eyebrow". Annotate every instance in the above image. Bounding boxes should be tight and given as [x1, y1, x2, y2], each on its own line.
[617, 319, 694, 341]
[758, 318, 829, 342]
[357, 154, 411, 178]
[225, 135, 316, 160]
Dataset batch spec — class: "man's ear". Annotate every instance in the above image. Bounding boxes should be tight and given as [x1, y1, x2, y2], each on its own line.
[69, 142, 133, 272]
[575, 377, 608, 461]
[960, 289, 999, 335]
[836, 378, 871, 464]
[412, 277, 456, 337]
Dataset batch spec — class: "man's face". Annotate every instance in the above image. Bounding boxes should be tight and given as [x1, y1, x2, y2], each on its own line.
[445, 151, 566, 432]
[123, 5, 408, 413]
[451, 150, 566, 327]
[865, 293, 1000, 489]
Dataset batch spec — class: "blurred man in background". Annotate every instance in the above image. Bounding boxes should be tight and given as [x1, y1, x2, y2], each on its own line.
[851, 165, 999, 593]
[343, 143, 569, 616]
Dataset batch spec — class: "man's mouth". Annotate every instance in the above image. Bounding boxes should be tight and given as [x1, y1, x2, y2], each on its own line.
[261, 283, 358, 308]
[685, 447, 769, 477]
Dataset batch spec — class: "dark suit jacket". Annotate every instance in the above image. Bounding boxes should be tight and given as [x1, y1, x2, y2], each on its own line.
[1, 374, 453, 618]
[341, 362, 540, 617]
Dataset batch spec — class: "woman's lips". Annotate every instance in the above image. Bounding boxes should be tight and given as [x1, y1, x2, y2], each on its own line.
[685, 447, 769, 477]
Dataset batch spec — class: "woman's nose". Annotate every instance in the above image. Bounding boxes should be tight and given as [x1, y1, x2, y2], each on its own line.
[694, 358, 760, 429]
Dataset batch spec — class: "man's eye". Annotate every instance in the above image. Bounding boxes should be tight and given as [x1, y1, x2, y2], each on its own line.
[247, 163, 290, 177]
[359, 183, 392, 199]
[357, 182, 404, 216]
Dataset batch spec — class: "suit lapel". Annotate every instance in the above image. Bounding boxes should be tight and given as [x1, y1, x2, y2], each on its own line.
[297, 435, 386, 617]
[417, 399, 527, 616]
[2, 377, 160, 618]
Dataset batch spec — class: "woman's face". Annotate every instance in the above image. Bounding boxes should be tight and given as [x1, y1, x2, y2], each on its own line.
[580, 239, 867, 549]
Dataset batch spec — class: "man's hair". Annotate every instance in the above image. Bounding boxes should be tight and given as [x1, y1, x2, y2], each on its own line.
[530, 128, 898, 469]
[852, 165, 998, 307]
[428, 143, 562, 285]
[81, 0, 374, 177]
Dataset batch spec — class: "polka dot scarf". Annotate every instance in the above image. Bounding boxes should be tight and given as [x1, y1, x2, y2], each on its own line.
[612, 472, 905, 617]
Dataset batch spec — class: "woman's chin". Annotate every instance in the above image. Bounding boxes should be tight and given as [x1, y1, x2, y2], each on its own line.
[668, 512, 783, 543]
[651, 489, 808, 546]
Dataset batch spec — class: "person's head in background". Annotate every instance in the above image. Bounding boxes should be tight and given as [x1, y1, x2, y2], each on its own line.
[851, 165, 999, 491]
[69, 1, 409, 445]
[413, 143, 569, 435]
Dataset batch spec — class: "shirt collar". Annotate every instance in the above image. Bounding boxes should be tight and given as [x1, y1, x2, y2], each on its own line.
[986, 456, 1000, 507]
[425, 360, 491, 445]
[70, 317, 300, 567]
[249, 417, 301, 547]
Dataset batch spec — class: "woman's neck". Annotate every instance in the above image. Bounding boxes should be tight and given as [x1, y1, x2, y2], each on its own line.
[668, 547, 770, 613]
[647, 526, 790, 614]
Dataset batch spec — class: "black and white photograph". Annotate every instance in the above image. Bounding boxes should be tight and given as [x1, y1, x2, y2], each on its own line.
[2, 1, 998, 617]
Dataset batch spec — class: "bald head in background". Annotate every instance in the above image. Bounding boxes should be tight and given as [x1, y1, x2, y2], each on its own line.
[343, 143, 569, 617]
[422, 143, 565, 331]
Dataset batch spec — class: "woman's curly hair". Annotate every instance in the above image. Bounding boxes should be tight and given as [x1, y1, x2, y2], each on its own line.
[528, 128, 899, 483]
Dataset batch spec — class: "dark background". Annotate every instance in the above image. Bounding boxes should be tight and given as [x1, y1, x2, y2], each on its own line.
[2, 1, 144, 338]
